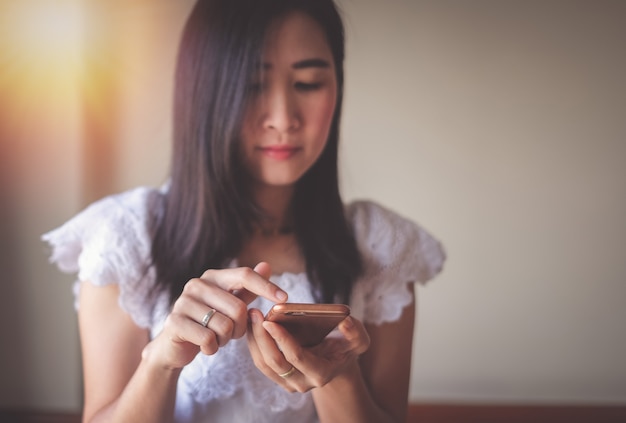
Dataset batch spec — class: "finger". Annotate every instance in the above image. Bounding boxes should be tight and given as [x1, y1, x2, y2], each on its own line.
[233, 262, 275, 304]
[181, 278, 248, 339]
[337, 316, 371, 355]
[263, 320, 343, 388]
[202, 310, 235, 347]
[174, 296, 232, 345]
[164, 312, 219, 357]
[233, 289, 257, 305]
[249, 310, 299, 386]
[201, 266, 287, 304]
[253, 261, 272, 279]
[247, 331, 297, 392]
[245, 310, 271, 373]
[261, 320, 308, 373]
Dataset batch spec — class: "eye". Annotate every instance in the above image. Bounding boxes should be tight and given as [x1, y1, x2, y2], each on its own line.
[295, 82, 322, 92]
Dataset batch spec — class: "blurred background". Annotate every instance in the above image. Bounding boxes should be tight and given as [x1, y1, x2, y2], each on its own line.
[1, 0, 625, 414]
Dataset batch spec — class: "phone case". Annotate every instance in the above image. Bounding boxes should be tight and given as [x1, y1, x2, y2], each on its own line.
[264, 303, 350, 347]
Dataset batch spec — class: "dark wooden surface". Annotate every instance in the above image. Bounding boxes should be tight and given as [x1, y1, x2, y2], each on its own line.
[2, 404, 626, 423]
[407, 404, 626, 423]
[0, 410, 81, 423]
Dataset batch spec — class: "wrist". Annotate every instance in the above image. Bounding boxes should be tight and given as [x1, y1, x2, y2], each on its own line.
[317, 358, 363, 393]
[313, 359, 386, 423]
[141, 341, 184, 376]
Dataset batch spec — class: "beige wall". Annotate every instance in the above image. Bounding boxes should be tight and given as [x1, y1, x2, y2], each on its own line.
[339, 0, 626, 404]
[1, 0, 624, 411]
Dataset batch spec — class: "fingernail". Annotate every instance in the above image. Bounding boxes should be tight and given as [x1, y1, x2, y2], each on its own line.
[249, 310, 262, 323]
[276, 290, 287, 302]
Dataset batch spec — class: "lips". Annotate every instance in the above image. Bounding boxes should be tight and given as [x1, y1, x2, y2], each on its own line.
[257, 145, 301, 160]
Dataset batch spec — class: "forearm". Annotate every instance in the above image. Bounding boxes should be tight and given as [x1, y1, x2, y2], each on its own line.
[86, 352, 182, 423]
[312, 361, 401, 423]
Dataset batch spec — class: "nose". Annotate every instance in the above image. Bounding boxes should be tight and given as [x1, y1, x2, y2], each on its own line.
[262, 86, 300, 133]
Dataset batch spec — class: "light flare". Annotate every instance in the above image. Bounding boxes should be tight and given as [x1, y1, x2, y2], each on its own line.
[0, 0, 85, 130]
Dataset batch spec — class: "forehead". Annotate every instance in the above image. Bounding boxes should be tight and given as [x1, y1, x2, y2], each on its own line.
[262, 11, 334, 65]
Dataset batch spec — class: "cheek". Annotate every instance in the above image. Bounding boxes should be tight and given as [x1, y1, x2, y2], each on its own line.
[240, 105, 256, 141]
[309, 93, 337, 143]
[238, 122, 257, 174]
[239, 107, 259, 154]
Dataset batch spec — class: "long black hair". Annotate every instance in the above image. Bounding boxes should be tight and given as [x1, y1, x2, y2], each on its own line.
[152, 0, 362, 304]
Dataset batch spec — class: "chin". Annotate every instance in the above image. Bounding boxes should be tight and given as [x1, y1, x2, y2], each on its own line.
[255, 173, 301, 188]
[263, 179, 299, 188]
[253, 168, 304, 186]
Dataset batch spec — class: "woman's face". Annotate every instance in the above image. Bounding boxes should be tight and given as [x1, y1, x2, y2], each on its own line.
[239, 11, 337, 190]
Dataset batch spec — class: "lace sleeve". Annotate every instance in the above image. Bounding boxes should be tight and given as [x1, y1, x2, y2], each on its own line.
[347, 201, 446, 325]
[41, 187, 164, 329]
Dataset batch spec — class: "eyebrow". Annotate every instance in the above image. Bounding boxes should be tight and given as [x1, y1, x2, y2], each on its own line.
[292, 58, 331, 69]
[262, 58, 331, 70]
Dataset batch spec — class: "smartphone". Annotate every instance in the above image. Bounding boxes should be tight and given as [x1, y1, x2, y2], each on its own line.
[264, 303, 350, 347]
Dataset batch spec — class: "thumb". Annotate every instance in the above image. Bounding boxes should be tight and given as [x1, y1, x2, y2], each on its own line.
[338, 317, 370, 355]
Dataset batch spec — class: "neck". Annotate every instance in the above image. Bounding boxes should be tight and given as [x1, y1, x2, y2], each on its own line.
[252, 183, 295, 233]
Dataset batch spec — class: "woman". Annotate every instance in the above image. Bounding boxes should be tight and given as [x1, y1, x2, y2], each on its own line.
[43, 0, 445, 422]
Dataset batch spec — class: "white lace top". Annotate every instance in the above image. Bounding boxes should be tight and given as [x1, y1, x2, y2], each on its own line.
[42, 186, 445, 423]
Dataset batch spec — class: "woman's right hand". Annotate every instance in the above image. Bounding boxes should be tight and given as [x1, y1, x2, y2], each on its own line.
[142, 262, 286, 370]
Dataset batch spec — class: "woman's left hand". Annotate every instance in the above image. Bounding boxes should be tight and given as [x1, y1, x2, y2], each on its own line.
[246, 307, 370, 392]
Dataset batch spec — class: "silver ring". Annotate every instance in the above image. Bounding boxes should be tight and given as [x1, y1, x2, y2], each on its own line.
[278, 366, 296, 378]
[200, 309, 217, 327]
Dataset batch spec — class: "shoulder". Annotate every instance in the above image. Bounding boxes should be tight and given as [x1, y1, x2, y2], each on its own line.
[42, 184, 166, 273]
[346, 200, 419, 243]
[346, 200, 446, 284]
[345, 200, 446, 324]
[42, 186, 168, 328]
[80, 185, 165, 227]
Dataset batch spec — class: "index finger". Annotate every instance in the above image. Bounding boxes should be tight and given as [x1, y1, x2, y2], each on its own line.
[201, 266, 287, 304]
